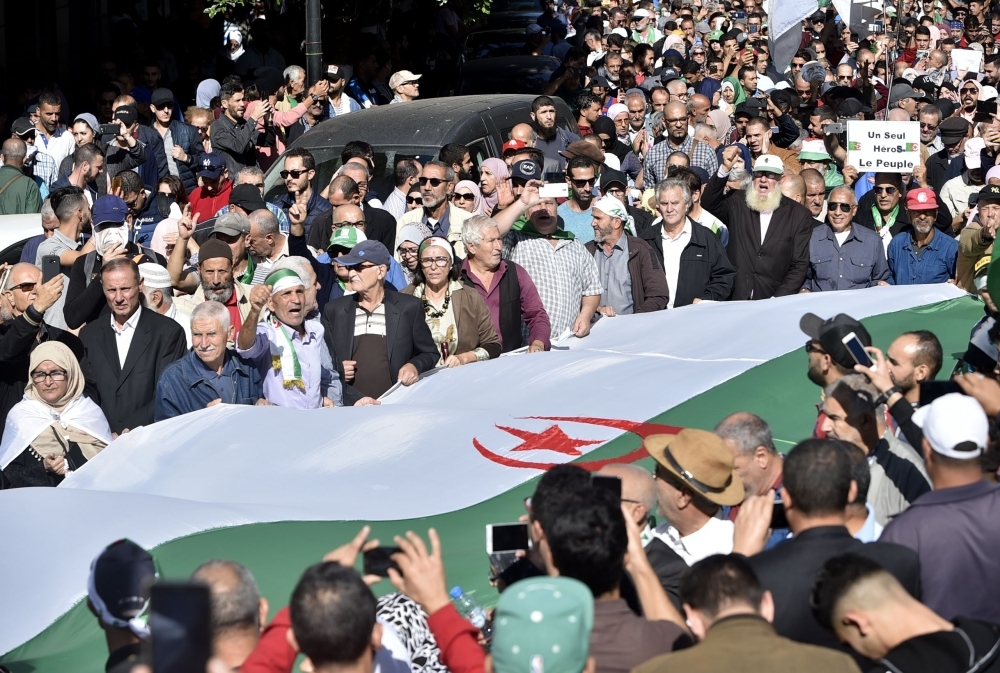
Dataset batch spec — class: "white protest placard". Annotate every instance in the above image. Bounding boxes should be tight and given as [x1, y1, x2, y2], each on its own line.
[846, 120, 921, 173]
[951, 48, 983, 73]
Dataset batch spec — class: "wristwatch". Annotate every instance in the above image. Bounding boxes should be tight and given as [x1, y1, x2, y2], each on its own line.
[874, 386, 902, 407]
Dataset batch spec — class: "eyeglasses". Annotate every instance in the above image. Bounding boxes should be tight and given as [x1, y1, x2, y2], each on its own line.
[795, 88, 812, 95]
[154, 102, 174, 110]
[452, 192, 476, 201]
[349, 263, 376, 273]
[418, 177, 447, 187]
[406, 196, 422, 204]
[398, 246, 419, 257]
[31, 369, 68, 383]
[962, 87, 980, 94]
[332, 220, 365, 228]
[248, 182, 265, 189]
[828, 202, 853, 212]
[753, 172, 779, 180]
[194, 125, 209, 133]
[420, 256, 451, 268]
[7, 282, 36, 293]
[874, 185, 898, 195]
[280, 169, 308, 179]
[571, 178, 595, 188]
[919, 122, 938, 130]
[804, 340, 827, 355]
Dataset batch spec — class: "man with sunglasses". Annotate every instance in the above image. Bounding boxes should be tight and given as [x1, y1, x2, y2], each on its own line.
[643, 101, 719, 187]
[0, 262, 82, 441]
[803, 186, 889, 293]
[704, 150, 813, 300]
[396, 161, 474, 257]
[558, 156, 599, 242]
[150, 88, 202, 194]
[272, 148, 330, 240]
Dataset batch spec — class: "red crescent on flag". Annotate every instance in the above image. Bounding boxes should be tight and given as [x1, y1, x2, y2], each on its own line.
[473, 416, 684, 471]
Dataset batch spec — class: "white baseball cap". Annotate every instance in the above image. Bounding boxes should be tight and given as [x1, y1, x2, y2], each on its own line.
[752, 154, 785, 175]
[633, 8, 652, 18]
[912, 393, 989, 459]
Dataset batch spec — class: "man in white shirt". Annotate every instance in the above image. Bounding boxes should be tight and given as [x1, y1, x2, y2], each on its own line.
[644, 428, 745, 565]
[33, 93, 76, 170]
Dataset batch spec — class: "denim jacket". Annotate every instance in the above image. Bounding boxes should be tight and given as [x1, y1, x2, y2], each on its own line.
[804, 223, 889, 291]
[887, 228, 958, 285]
[154, 349, 264, 421]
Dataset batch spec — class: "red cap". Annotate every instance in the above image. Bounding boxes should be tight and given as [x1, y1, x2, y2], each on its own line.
[502, 139, 527, 155]
[905, 188, 938, 210]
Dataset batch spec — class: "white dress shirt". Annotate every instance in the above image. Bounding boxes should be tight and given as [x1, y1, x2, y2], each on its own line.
[759, 210, 774, 244]
[654, 516, 734, 565]
[111, 306, 143, 369]
[660, 219, 692, 309]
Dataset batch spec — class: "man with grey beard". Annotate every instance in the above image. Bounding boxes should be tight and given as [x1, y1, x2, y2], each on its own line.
[703, 149, 813, 300]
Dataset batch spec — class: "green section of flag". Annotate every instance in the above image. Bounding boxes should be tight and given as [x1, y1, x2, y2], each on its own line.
[1, 296, 983, 673]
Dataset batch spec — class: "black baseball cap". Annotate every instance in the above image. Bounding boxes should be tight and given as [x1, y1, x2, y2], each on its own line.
[229, 183, 267, 213]
[332, 239, 392, 267]
[800, 312, 872, 371]
[11, 118, 35, 138]
[113, 104, 138, 127]
[87, 539, 156, 632]
[512, 160, 542, 182]
[150, 88, 174, 108]
[600, 168, 628, 191]
[734, 100, 764, 119]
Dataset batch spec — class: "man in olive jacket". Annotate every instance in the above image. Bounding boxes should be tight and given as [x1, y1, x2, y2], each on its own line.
[0, 138, 42, 215]
[703, 150, 813, 300]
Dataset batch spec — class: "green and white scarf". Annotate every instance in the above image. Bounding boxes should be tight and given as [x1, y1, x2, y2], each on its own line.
[265, 269, 306, 393]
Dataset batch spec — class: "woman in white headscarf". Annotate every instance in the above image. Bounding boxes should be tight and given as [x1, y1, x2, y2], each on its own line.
[1, 342, 112, 487]
[226, 28, 245, 61]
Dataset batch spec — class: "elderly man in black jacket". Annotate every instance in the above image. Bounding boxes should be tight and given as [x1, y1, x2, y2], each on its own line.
[640, 178, 735, 307]
[704, 149, 813, 300]
[321, 240, 438, 406]
[79, 258, 186, 433]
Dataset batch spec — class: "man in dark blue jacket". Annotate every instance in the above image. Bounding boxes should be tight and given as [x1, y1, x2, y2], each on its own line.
[102, 96, 168, 192]
[150, 88, 204, 194]
[154, 300, 264, 420]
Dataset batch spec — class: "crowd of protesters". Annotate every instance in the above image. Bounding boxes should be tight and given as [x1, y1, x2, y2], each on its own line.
[5, 0, 1000, 670]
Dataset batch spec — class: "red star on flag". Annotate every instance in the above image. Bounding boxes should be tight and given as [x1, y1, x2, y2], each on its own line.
[494, 424, 603, 456]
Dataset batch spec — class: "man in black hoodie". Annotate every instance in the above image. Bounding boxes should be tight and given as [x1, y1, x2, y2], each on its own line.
[812, 553, 1000, 672]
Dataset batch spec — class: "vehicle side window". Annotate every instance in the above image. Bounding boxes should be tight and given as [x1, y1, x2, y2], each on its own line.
[468, 138, 491, 166]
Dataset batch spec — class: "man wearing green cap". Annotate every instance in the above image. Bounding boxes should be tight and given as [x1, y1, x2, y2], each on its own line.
[798, 139, 843, 196]
[237, 268, 340, 408]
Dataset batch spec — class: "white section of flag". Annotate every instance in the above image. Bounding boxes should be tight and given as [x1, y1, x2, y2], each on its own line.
[0, 285, 965, 655]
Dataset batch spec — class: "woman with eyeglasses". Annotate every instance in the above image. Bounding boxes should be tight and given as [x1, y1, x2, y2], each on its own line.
[402, 237, 501, 367]
[0, 342, 112, 488]
[451, 180, 482, 214]
[395, 224, 428, 286]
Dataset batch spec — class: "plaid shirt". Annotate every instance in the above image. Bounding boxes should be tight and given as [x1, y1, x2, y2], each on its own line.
[643, 135, 719, 186]
[25, 149, 58, 187]
[504, 231, 603, 338]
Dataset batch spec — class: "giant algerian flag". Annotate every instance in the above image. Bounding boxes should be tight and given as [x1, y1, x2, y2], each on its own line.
[0, 285, 979, 672]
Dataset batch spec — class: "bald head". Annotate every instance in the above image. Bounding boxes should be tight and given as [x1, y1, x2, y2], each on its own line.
[887, 108, 911, 122]
[2, 138, 27, 167]
[688, 94, 711, 123]
[5, 262, 40, 291]
[780, 174, 806, 203]
[597, 463, 657, 523]
[511, 123, 536, 146]
[332, 204, 365, 227]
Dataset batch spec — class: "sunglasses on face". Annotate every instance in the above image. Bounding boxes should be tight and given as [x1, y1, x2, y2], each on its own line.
[419, 177, 446, 187]
[753, 172, 778, 180]
[805, 340, 827, 355]
[874, 186, 898, 195]
[452, 192, 476, 201]
[406, 196, 422, 204]
[8, 282, 36, 293]
[280, 169, 308, 179]
[828, 202, 853, 212]
[919, 122, 938, 130]
[154, 102, 174, 110]
[962, 87, 979, 94]
[571, 178, 596, 188]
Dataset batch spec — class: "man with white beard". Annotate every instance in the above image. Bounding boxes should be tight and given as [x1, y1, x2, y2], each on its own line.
[702, 150, 813, 300]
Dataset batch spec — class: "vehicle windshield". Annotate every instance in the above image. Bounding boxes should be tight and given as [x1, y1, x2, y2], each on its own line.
[263, 146, 439, 203]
